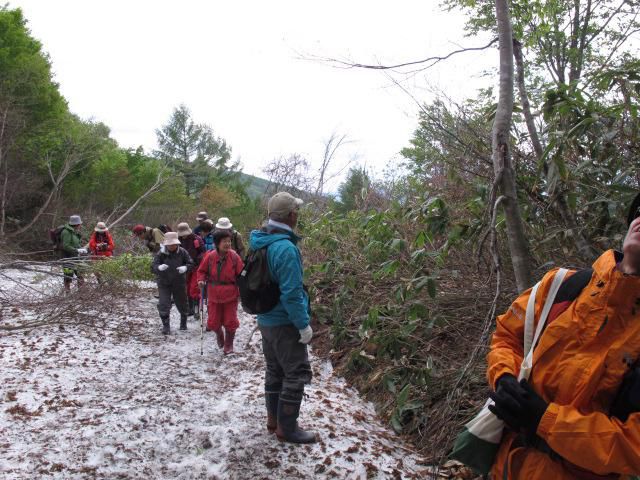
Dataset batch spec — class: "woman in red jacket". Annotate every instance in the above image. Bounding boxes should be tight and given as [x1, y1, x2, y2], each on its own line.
[89, 222, 115, 284]
[89, 222, 115, 257]
[197, 230, 244, 354]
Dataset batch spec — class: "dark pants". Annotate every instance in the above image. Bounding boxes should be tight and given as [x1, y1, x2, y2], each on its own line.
[157, 282, 188, 319]
[259, 324, 312, 402]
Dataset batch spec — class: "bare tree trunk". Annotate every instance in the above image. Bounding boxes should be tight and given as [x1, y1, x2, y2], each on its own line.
[9, 154, 74, 237]
[493, 0, 533, 292]
[0, 107, 9, 237]
[108, 169, 167, 229]
[513, 39, 597, 261]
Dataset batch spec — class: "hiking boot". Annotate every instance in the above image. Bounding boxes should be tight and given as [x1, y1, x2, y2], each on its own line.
[275, 398, 317, 444]
[214, 328, 224, 349]
[161, 317, 170, 335]
[179, 315, 187, 331]
[223, 329, 235, 355]
[265, 391, 280, 433]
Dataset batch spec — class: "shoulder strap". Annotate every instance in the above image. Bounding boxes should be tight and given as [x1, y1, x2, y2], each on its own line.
[520, 268, 568, 381]
[554, 268, 593, 303]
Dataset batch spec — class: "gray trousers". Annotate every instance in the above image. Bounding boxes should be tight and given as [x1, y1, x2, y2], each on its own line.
[157, 282, 188, 319]
[259, 324, 312, 402]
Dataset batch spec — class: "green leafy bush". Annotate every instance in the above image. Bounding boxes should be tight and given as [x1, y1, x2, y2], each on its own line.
[90, 253, 154, 282]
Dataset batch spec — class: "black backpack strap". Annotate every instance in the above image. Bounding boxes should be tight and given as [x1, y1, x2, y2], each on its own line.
[554, 268, 593, 304]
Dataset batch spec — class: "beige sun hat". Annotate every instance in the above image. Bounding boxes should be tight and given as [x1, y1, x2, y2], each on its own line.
[215, 217, 233, 230]
[94, 222, 108, 232]
[268, 192, 304, 218]
[177, 222, 192, 237]
[162, 231, 181, 246]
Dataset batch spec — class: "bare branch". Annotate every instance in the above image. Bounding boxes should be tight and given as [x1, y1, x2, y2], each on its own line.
[108, 167, 168, 229]
[307, 37, 498, 72]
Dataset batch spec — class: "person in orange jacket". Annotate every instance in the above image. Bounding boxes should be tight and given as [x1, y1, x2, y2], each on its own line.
[487, 210, 640, 479]
[197, 230, 244, 355]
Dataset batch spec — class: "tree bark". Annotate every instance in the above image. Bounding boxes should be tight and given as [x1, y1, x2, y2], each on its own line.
[513, 39, 598, 261]
[493, 0, 533, 292]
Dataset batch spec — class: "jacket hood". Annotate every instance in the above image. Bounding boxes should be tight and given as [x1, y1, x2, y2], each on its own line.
[250, 229, 298, 250]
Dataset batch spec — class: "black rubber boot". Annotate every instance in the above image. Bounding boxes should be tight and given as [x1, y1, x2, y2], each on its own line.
[161, 317, 170, 335]
[275, 398, 317, 444]
[179, 315, 187, 331]
[265, 390, 280, 433]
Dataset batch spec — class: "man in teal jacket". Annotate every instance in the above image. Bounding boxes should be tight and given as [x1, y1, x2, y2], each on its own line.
[250, 191, 316, 444]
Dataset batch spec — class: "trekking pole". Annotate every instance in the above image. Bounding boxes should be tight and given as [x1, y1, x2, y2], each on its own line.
[200, 285, 205, 355]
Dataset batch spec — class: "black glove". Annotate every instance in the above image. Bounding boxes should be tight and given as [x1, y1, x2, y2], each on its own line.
[489, 378, 548, 437]
[489, 374, 525, 429]
[610, 360, 640, 421]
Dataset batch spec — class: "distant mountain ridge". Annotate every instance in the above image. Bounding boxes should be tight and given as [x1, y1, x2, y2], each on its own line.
[238, 172, 270, 199]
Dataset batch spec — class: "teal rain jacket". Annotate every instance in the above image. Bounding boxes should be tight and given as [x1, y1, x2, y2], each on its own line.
[249, 226, 310, 330]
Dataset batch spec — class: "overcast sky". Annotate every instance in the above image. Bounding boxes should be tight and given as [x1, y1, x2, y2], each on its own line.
[10, 1, 495, 185]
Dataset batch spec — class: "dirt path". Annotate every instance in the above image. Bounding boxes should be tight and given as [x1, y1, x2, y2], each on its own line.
[0, 284, 428, 479]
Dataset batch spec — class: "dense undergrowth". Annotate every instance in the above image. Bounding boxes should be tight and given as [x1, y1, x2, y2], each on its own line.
[301, 199, 537, 461]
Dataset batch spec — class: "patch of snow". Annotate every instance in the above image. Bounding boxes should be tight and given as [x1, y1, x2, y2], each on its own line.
[0, 273, 428, 479]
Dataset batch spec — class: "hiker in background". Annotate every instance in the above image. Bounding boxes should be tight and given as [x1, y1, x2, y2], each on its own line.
[151, 232, 193, 335]
[485, 200, 640, 478]
[249, 192, 316, 444]
[88, 221, 115, 284]
[132, 224, 165, 253]
[193, 211, 209, 237]
[215, 217, 246, 258]
[197, 230, 244, 355]
[89, 222, 114, 258]
[177, 222, 205, 318]
[60, 215, 88, 291]
[199, 219, 215, 251]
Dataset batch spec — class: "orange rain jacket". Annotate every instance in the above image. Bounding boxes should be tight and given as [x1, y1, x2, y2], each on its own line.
[488, 250, 640, 480]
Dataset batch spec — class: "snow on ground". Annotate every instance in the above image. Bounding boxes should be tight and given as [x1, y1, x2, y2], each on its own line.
[0, 276, 429, 479]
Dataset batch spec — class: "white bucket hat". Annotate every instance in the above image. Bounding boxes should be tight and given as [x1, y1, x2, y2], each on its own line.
[215, 217, 233, 230]
[177, 222, 192, 237]
[162, 231, 181, 246]
[69, 215, 83, 226]
[94, 222, 108, 232]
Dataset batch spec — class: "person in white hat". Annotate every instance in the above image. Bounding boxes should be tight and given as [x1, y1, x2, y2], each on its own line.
[89, 222, 114, 258]
[88, 221, 115, 284]
[177, 222, 205, 318]
[151, 232, 194, 334]
[215, 217, 246, 258]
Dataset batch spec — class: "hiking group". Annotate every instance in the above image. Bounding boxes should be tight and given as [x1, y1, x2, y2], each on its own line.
[51, 191, 640, 462]
[54, 192, 317, 444]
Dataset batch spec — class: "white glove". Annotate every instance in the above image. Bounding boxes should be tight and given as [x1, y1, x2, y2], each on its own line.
[177, 266, 188, 274]
[298, 325, 313, 344]
[77, 248, 88, 255]
[157, 264, 169, 272]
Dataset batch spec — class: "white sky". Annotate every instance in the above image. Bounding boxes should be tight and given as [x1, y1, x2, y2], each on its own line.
[10, 0, 495, 185]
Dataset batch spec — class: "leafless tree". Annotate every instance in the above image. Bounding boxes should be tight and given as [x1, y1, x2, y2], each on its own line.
[262, 154, 314, 198]
[107, 167, 169, 229]
[315, 132, 354, 197]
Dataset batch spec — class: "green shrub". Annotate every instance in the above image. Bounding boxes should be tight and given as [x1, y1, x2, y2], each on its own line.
[90, 253, 154, 282]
